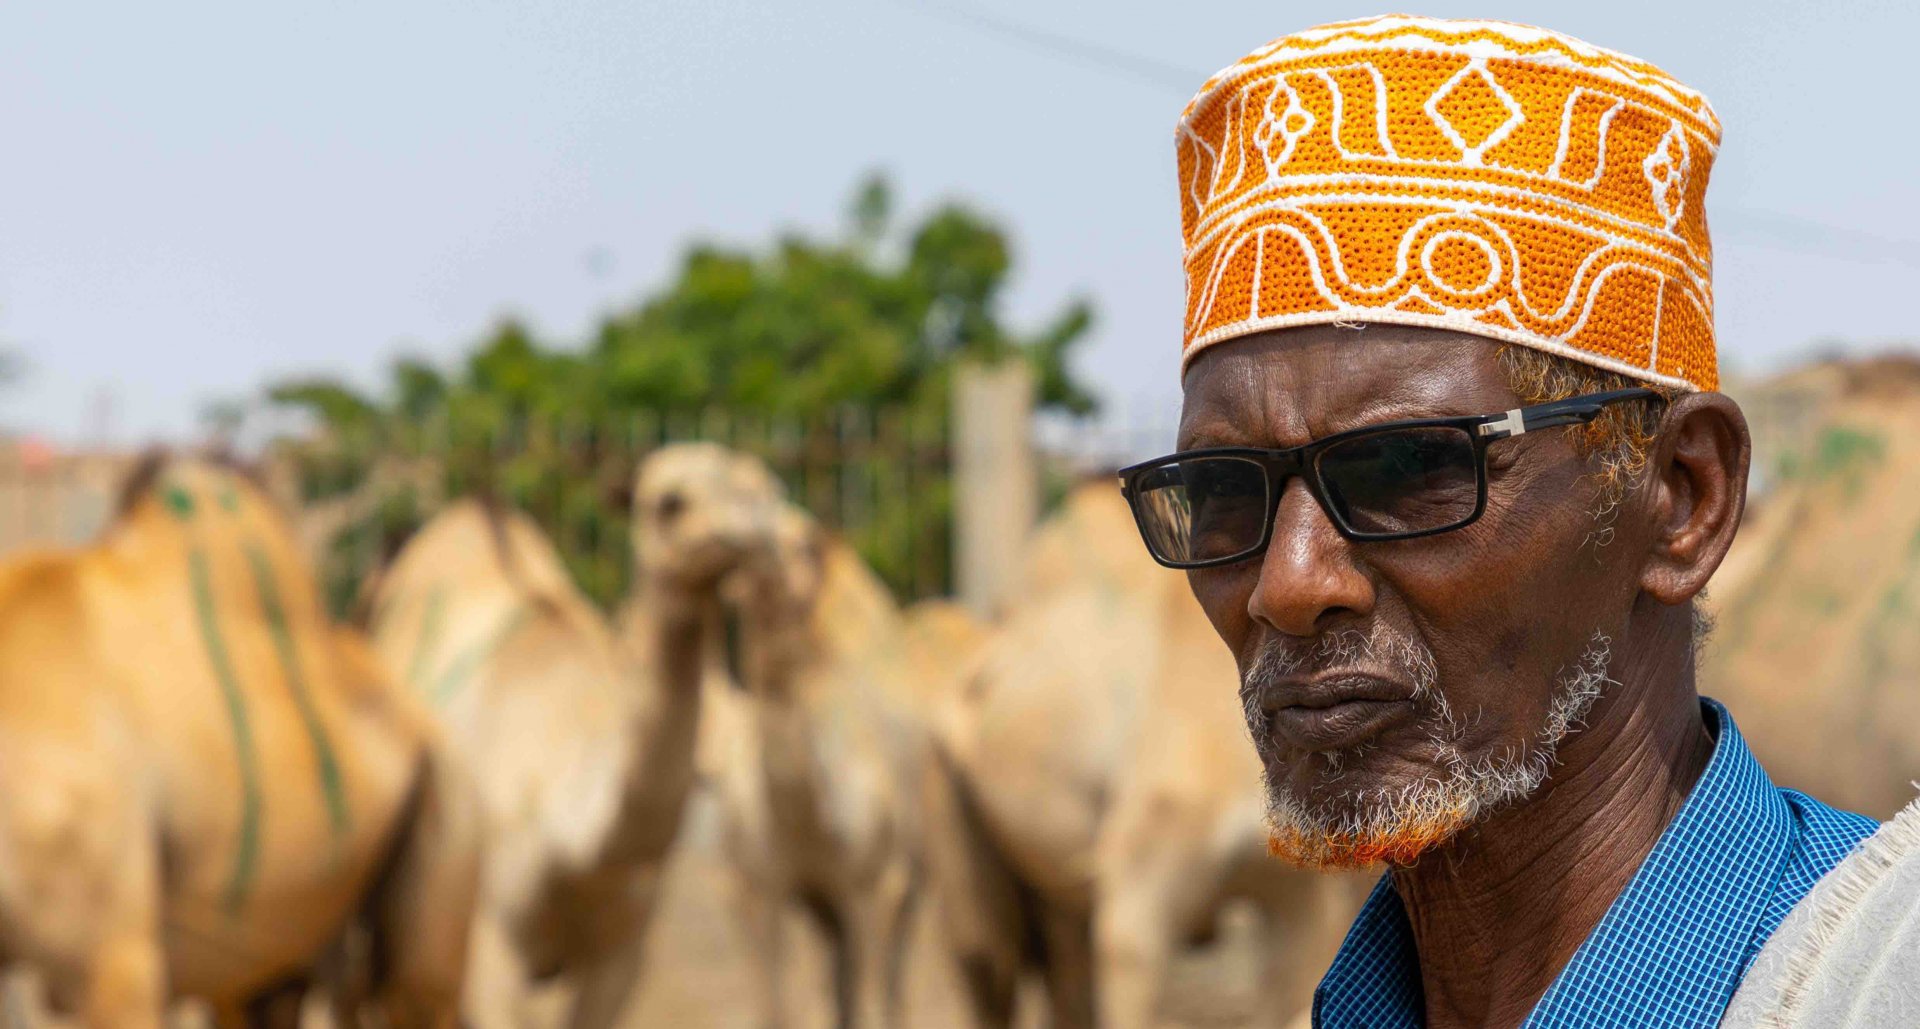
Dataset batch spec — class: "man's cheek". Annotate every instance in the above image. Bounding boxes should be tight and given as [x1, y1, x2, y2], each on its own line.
[1187, 566, 1255, 651]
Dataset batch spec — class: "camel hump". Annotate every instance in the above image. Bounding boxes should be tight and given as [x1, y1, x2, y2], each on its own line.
[396, 498, 578, 621]
[1025, 478, 1162, 602]
[107, 453, 333, 640]
[898, 600, 991, 703]
[103, 447, 383, 714]
[0, 451, 417, 924]
[371, 497, 611, 707]
[901, 601, 990, 670]
[815, 529, 904, 656]
[475, 498, 581, 611]
[114, 450, 282, 531]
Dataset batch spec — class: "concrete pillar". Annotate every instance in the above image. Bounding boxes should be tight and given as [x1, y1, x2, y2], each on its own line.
[952, 360, 1037, 620]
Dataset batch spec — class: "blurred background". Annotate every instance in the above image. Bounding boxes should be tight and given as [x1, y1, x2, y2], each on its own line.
[3, 2, 1918, 1027]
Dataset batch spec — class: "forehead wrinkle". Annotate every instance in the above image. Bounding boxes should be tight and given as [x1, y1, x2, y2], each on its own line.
[1182, 330, 1512, 449]
[1180, 348, 1284, 447]
[1326, 376, 1491, 434]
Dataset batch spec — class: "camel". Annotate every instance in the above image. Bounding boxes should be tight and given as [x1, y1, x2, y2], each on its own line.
[367, 442, 785, 1029]
[931, 481, 1367, 1029]
[0, 455, 480, 1028]
[704, 500, 926, 1029]
[892, 600, 994, 764]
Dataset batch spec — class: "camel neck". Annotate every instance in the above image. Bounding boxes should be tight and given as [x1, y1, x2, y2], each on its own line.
[726, 575, 820, 705]
[638, 583, 713, 699]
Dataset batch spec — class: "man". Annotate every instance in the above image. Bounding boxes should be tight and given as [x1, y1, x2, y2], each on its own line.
[1119, 16, 1885, 1028]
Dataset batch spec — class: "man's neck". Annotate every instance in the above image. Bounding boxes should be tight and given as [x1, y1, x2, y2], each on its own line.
[1394, 621, 1715, 1029]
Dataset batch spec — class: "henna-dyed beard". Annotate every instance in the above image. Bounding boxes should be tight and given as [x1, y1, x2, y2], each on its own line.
[1244, 629, 1614, 870]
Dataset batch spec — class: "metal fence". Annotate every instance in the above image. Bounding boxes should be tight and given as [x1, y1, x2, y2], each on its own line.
[282, 406, 957, 617]
[0, 391, 1179, 620]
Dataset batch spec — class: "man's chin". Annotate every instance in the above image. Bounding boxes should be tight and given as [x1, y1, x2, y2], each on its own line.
[1262, 778, 1481, 870]
[1265, 819, 1467, 870]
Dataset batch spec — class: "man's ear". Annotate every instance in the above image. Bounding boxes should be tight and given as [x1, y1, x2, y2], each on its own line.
[1639, 391, 1750, 605]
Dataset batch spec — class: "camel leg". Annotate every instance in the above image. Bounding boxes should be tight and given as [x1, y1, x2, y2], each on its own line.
[1036, 904, 1095, 1029]
[878, 862, 918, 1029]
[1094, 897, 1172, 1029]
[1093, 815, 1220, 1029]
[727, 872, 787, 1029]
[809, 895, 862, 1029]
[204, 980, 302, 1029]
[314, 932, 373, 1029]
[78, 931, 165, 1029]
[0, 974, 32, 1029]
[952, 936, 1019, 1029]
[917, 753, 1021, 1029]
[834, 857, 915, 1029]
[460, 915, 537, 1029]
[1094, 864, 1195, 1029]
[67, 853, 165, 1029]
[560, 928, 650, 1029]
[953, 945, 1018, 1029]
[363, 753, 482, 1029]
[0, 754, 165, 1029]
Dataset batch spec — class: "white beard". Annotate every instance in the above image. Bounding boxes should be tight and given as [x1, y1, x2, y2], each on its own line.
[1253, 629, 1615, 868]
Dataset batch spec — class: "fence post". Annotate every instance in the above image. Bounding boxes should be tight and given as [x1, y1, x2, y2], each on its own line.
[952, 360, 1037, 620]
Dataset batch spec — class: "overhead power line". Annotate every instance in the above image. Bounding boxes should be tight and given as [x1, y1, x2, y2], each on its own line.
[908, 2, 1197, 92]
[898, 2, 1920, 269]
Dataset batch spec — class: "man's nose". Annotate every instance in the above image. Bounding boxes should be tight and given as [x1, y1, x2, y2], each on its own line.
[1247, 477, 1376, 637]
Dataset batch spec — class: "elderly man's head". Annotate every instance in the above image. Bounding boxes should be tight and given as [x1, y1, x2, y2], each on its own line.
[1140, 15, 1737, 868]
[1164, 326, 1745, 868]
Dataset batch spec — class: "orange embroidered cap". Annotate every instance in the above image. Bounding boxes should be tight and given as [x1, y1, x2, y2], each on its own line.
[1177, 15, 1721, 390]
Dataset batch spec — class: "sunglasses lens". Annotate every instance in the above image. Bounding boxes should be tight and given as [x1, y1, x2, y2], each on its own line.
[1130, 456, 1270, 565]
[1317, 427, 1479, 536]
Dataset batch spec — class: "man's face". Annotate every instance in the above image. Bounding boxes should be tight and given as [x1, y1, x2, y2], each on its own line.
[1180, 325, 1647, 868]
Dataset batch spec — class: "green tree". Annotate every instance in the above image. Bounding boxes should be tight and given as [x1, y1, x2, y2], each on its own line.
[268, 174, 1098, 608]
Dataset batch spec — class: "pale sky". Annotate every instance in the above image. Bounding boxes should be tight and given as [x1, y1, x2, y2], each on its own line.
[4, 0, 1917, 447]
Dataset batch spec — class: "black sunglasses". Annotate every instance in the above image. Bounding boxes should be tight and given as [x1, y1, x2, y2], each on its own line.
[1117, 388, 1662, 569]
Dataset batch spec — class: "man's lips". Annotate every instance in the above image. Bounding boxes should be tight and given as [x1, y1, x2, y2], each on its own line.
[1260, 674, 1419, 752]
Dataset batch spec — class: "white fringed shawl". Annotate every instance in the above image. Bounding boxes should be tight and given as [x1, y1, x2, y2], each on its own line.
[1721, 797, 1920, 1027]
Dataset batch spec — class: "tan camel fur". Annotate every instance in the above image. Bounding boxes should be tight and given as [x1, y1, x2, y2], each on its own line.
[366, 439, 779, 1029]
[0, 457, 480, 1029]
[705, 501, 924, 1029]
[935, 482, 1366, 1029]
[370, 443, 784, 1029]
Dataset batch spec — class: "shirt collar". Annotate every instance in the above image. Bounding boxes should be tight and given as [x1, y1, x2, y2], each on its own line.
[1313, 699, 1797, 1029]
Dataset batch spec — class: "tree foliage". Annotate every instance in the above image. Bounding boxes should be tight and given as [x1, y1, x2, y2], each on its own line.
[275, 173, 1095, 432]
[265, 175, 1097, 609]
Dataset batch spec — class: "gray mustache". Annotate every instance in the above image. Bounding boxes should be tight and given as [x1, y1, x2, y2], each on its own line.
[1238, 628, 1439, 734]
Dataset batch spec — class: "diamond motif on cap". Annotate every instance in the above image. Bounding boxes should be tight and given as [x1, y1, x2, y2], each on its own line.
[1426, 59, 1524, 167]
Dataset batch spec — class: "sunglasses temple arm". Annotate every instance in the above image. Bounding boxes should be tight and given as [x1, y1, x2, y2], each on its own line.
[1503, 389, 1665, 434]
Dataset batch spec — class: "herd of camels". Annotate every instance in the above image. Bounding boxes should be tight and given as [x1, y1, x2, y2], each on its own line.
[6, 411, 1893, 1029]
[0, 441, 1363, 1029]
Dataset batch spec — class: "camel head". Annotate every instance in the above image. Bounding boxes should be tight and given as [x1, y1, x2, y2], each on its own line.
[724, 501, 909, 688]
[727, 502, 829, 621]
[630, 443, 786, 597]
[718, 501, 834, 689]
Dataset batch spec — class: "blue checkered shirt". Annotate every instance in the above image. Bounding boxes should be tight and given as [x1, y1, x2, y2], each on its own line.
[1312, 698, 1877, 1029]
